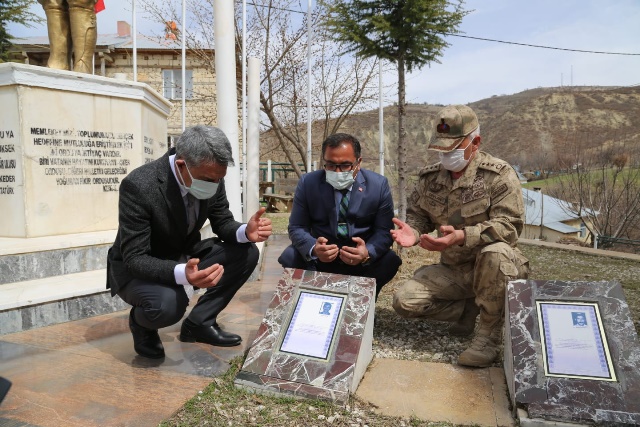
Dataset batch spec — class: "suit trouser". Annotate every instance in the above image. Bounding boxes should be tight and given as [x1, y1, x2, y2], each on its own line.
[118, 240, 259, 330]
[277, 244, 402, 298]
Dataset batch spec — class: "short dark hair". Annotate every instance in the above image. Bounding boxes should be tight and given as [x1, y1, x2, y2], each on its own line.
[321, 133, 361, 159]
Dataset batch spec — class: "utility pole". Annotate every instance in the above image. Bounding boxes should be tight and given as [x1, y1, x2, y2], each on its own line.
[534, 187, 544, 240]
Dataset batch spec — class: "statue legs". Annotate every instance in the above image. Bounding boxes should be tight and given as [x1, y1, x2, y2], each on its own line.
[39, 0, 97, 74]
[69, 0, 97, 73]
[39, 0, 72, 70]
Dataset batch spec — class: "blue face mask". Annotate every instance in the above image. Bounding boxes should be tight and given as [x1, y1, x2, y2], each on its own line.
[325, 170, 355, 190]
[177, 161, 219, 200]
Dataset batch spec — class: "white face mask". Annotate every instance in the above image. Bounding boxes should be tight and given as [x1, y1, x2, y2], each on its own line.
[177, 161, 219, 199]
[325, 170, 355, 190]
[439, 147, 469, 172]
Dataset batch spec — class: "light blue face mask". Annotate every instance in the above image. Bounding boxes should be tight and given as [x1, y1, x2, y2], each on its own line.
[325, 170, 356, 190]
[177, 160, 219, 200]
[438, 148, 469, 172]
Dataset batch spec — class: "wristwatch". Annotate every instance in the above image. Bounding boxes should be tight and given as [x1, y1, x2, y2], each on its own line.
[361, 255, 371, 265]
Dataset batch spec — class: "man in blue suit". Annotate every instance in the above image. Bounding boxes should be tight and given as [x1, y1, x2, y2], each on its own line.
[278, 133, 401, 298]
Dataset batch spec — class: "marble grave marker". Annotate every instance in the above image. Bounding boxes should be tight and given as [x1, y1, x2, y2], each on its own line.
[234, 268, 376, 404]
[504, 279, 640, 426]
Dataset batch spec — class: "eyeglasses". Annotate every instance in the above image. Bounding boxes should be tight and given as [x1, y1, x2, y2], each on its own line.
[323, 160, 358, 172]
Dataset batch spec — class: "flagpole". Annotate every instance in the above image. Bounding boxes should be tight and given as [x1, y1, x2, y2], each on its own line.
[306, 0, 312, 173]
[132, 0, 137, 81]
[181, 0, 186, 131]
[242, 0, 247, 218]
[379, 59, 384, 176]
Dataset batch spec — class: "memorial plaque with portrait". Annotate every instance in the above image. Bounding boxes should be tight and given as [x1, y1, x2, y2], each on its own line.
[279, 290, 345, 360]
[536, 301, 617, 381]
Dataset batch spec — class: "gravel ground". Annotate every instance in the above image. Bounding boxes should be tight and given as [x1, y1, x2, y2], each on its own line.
[161, 229, 640, 426]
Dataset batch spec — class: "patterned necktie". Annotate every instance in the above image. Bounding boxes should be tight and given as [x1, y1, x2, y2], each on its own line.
[337, 190, 349, 239]
[185, 193, 197, 234]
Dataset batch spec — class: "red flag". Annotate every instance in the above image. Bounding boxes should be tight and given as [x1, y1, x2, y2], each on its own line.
[94, 0, 105, 13]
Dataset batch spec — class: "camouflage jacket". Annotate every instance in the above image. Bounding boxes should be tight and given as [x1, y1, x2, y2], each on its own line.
[407, 151, 525, 266]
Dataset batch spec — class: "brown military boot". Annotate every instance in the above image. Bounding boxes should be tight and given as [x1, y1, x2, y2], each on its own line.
[448, 298, 480, 337]
[457, 315, 503, 368]
[69, 5, 97, 73]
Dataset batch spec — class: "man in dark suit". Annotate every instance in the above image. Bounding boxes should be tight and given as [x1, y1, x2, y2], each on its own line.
[107, 125, 272, 359]
[278, 133, 401, 298]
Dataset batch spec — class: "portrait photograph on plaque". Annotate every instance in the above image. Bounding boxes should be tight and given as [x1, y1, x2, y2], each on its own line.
[536, 301, 617, 381]
[279, 290, 345, 360]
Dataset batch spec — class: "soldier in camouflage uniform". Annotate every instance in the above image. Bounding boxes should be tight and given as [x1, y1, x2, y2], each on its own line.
[391, 105, 529, 367]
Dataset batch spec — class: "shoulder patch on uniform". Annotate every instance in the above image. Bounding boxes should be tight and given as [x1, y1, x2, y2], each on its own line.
[419, 163, 440, 176]
[410, 190, 420, 206]
[491, 183, 509, 202]
[478, 155, 510, 174]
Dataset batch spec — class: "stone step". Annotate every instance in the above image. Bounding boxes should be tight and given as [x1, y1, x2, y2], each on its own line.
[0, 269, 129, 335]
[0, 230, 123, 335]
[0, 230, 115, 285]
[0, 224, 265, 335]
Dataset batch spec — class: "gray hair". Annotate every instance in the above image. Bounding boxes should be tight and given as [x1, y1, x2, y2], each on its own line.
[468, 124, 480, 141]
[175, 125, 235, 167]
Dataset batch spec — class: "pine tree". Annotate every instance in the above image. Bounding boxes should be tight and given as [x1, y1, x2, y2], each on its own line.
[325, 0, 469, 220]
[0, 0, 44, 62]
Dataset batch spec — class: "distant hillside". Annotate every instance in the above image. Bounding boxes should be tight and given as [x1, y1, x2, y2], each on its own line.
[259, 85, 640, 192]
[470, 86, 640, 169]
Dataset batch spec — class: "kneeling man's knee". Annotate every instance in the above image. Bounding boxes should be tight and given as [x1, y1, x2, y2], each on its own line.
[392, 280, 430, 318]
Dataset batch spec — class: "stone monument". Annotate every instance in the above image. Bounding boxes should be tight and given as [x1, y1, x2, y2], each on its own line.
[0, 63, 171, 237]
[235, 268, 376, 404]
[504, 279, 640, 426]
[0, 62, 171, 334]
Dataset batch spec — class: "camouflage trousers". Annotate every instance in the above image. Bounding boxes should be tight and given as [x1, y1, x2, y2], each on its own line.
[393, 242, 529, 325]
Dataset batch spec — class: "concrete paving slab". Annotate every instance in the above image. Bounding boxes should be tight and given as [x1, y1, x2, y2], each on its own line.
[0, 235, 289, 427]
[356, 358, 514, 427]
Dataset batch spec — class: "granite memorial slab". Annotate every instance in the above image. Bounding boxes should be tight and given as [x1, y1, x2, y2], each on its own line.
[504, 279, 640, 426]
[0, 63, 171, 237]
[234, 268, 376, 404]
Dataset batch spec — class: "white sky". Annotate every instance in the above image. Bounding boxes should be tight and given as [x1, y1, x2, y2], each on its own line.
[8, 0, 640, 105]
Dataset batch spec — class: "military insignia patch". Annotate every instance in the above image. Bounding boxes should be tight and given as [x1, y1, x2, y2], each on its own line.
[462, 189, 487, 204]
[410, 191, 420, 205]
[428, 181, 444, 192]
[491, 183, 509, 203]
[461, 176, 486, 203]
[426, 191, 446, 205]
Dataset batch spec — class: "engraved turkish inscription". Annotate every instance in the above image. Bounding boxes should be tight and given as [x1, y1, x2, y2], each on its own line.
[29, 127, 134, 193]
[0, 129, 17, 195]
[143, 135, 155, 164]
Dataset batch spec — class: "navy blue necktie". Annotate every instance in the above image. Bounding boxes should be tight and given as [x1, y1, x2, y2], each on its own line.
[337, 190, 349, 239]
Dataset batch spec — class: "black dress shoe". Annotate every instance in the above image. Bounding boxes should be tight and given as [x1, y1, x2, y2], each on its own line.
[179, 321, 242, 347]
[129, 309, 165, 359]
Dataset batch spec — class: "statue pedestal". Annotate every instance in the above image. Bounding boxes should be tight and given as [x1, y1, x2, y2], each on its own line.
[0, 63, 171, 237]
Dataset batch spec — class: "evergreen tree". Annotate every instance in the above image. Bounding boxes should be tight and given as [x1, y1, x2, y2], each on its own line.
[325, 0, 469, 220]
[0, 0, 43, 62]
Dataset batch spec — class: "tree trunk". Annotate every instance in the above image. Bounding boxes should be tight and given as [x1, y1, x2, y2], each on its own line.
[397, 56, 407, 221]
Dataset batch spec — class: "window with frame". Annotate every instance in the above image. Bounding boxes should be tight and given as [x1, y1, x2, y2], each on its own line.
[162, 69, 194, 100]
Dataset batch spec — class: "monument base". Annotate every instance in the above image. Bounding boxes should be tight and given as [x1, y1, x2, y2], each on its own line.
[235, 268, 376, 404]
[0, 63, 170, 238]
